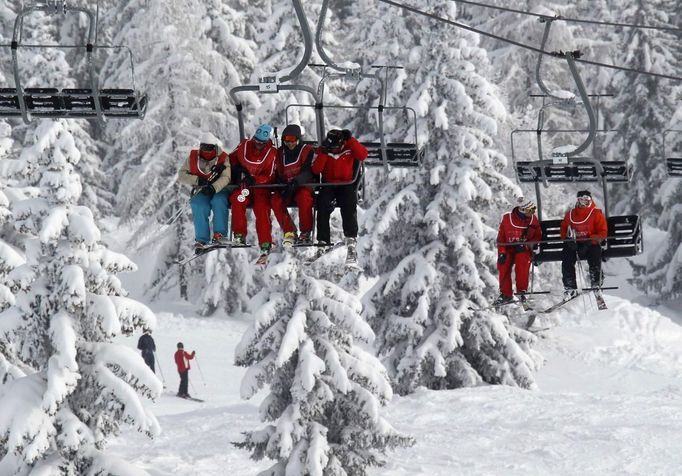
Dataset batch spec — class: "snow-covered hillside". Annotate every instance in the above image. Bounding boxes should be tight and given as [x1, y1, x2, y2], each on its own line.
[110, 282, 682, 475]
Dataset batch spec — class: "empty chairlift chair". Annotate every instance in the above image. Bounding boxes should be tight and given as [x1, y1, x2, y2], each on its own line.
[0, 2, 147, 123]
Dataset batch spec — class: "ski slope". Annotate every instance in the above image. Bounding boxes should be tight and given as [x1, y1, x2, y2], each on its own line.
[108, 288, 682, 475]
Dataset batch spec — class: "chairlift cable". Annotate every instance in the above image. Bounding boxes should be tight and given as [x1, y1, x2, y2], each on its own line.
[377, 0, 682, 82]
[452, 0, 682, 33]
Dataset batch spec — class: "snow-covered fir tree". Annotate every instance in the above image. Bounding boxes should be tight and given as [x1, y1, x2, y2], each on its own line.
[97, 0, 260, 307]
[336, 1, 539, 393]
[0, 120, 161, 474]
[235, 254, 412, 475]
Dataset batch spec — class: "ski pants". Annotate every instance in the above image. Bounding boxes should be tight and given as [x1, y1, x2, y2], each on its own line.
[178, 370, 189, 396]
[316, 184, 358, 243]
[562, 242, 603, 289]
[497, 249, 532, 298]
[141, 350, 155, 373]
[271, 187, 314, 235]
[230, 187, 272, 245]
[190, 190, 229, 243]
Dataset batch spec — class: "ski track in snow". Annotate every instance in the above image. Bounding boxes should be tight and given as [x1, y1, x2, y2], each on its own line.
[108, 233, 682, 476]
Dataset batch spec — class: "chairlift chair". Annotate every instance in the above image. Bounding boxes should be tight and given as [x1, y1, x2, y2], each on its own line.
[507, 19, 642, 262]
[0, 1, 147, 124]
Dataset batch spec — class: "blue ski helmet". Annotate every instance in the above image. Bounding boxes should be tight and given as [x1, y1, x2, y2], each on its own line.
[253, 124, 273, 142]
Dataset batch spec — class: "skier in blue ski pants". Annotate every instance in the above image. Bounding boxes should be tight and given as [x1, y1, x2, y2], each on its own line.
[190, 191, 229, 243]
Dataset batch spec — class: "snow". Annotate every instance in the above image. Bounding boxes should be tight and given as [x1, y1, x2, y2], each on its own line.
[107, 278, 682, 475]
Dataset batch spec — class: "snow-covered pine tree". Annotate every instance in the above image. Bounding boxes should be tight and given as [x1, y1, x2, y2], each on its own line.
[339, 1, 538, 394]
[98, 0, 260, 307]
[235, 253, 412, 475]
[0, 120, 161, 475]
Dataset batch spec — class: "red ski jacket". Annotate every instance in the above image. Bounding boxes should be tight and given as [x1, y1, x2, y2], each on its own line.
[560, 201, 608, 244]
[229, 138, 278, 184]
[497, 208, 542, 254]
[311, 137, 367, 183]
[174, 350, 195, 372]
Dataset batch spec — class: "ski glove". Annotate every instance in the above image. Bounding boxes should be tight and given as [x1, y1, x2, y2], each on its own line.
[242, 174, 256, 187]
[282, 181, 296, 199]
[197, 177, 210, 187]
[497, 253, 506, 265]
[341, 129, 352, 140]
[201, 184, 216, 196]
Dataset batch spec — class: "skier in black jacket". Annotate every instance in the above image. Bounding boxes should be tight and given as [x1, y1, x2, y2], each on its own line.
[137, 329, 156, 373]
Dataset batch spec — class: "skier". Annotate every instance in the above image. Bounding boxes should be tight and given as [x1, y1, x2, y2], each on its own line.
[174, 342, 196, 398]
[311, 129, 368, 263]
[137, 328, 156, 373]
[228, 124, 278, 264]
[177, 135, 232, 253]
[494, 197, 542, 306]
[560, 190, 608, 299]
[270, 124, 315, 246]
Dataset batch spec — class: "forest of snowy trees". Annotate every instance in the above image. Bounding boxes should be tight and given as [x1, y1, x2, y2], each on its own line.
[0, 0, 679, 474]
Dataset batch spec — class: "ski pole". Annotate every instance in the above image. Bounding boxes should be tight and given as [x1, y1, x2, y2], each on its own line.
[194, 356, 207, 387]
[189, 377, 198, 396]
[153, 351, 166, 385]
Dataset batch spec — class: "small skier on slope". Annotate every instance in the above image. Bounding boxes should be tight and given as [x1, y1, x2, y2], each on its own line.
[174, 342, 196, 399]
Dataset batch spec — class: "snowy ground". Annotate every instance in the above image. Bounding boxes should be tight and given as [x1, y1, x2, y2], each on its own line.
[108, 224, 682, 476]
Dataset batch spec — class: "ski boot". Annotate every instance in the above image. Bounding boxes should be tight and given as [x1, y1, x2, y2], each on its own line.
[194, 241, 208, 255]
[563, 288, 579, 300]
[211, 232, 230, 246]
[232, 233, 246, 246]
[492, 294, 514, 306]
[256, 242, 271, 265]
[296, 231, 312, 245]
[345, 237, 357, 265]
[283, 231, 296, 248]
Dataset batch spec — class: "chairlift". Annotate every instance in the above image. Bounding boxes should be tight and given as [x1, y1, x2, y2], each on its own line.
[306, 0, 425, 171]
[0, 1, 147, 123]
[663, 130, 682, 176]
[507, 18, 642, 262]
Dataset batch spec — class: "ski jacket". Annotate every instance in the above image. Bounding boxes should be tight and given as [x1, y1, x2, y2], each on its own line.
[229, 138, 278, 185]
[560, 201, 608, 243]
[277, 143, 315, 184]
[311, 137, 367, 183]
[497, 208, 542, 254]
[137, 334, 156, 353]
[174, 349, 195, 373]
[178, 148, 231, 192]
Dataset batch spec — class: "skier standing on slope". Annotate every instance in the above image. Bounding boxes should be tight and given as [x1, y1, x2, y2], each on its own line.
[494, 197, 542, 306]
[177, 135, 232, 253]
[560, 190, 608, 299]
[174, 342, 196, 398]
[228, 124, 278, 264]
[137, 328, 156, 373]
[311, 129, 367, 263]
[270, 124, 316, 246]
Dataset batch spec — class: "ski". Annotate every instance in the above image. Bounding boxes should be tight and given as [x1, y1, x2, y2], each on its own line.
[540, 292, 582, 314]
[594, 292, 607, 310]
[178, 395, 204, 402]
[469, 300, 520, 312]
[176, 243, 252, 266]
[524, 312, 538, 329]
[527, 326, 551, 334]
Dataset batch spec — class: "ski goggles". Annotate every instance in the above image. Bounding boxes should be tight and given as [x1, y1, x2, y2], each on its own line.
[199, 143, 216, 152]
[577, 195, 592, 206]
[282, 135, 298, 143]
[520, 204, 536, 215]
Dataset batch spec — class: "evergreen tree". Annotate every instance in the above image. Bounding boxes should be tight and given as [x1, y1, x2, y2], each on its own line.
[342, 1, 538, 393]
[235, 254, 412, 475]
[99, 0, 259, 306]
[0, 120, 161, 474]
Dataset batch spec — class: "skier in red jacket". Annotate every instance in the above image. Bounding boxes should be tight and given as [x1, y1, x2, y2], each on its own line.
[311, 129, 368, 262]
[494, 198, 542, 305]
[228, 124, 278, 261]
[560, 190, 608, 298]
[174, 342, 195, 398]
[270, 124, 315, 246]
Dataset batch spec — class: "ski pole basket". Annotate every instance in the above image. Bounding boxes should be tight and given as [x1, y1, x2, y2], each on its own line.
[0, 2, 147, 123]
